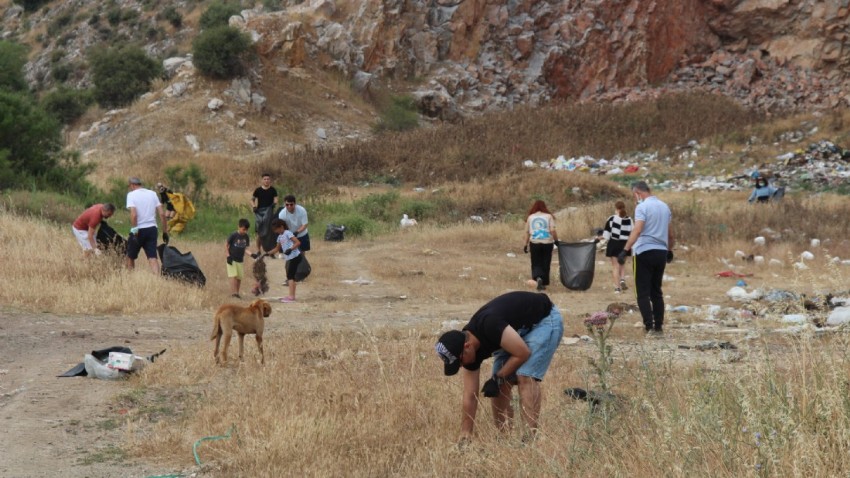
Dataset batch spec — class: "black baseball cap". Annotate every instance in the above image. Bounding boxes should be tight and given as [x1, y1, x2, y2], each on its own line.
[435, 330, 465, 376]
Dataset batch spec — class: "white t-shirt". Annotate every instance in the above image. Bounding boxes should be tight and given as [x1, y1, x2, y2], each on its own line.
[126, 188, 161, 229]
[527, 212, 556, 244]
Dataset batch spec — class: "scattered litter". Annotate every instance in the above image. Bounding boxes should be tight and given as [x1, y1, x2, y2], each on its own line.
[781, 314, 807, 324]
[715, 270, 753, 278]
[726, 286, 762, 301]
[800, 251, 815, 261]
[59, 347, 165, 379]
[826, 306, 850, 326]
[340, 277, 373, 285]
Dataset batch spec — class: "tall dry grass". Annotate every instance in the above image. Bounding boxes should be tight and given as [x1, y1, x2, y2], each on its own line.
[252, 92, 759, 190]
[128, 327, 850, 477]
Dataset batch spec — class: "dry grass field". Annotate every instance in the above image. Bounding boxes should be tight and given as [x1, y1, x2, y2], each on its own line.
[3, 186, 850, 477]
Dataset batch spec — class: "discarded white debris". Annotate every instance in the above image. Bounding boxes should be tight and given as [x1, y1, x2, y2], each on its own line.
[753, 256, 765, 265]
[793, 262, 809, 270]
[754, 236, 766, 246]
[827, 307, 850, 326]
[340, 277, 373, 285]
[810, 238, 821, 248]
[734, 250, 746, 259]
[506, 252, 517, 258]
[781, 314, 807, 324]
[769, 258, 783, 267]
[400, 214, 418, 227]
[800, 251, 815, 261]
[726, 286, 762, 301]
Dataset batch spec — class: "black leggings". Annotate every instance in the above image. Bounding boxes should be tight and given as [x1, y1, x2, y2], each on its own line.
[529, 242, 554, 286]
[633, 249, 667, 331]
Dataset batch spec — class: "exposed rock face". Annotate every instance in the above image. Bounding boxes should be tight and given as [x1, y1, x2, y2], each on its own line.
[239, 0, 849, 115]
[5, 0, 848, 120]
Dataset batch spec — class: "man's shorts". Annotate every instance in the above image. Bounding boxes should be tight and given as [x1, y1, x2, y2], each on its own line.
[226, 261, 244, 280]
[72, 227, 93, 251]
[298, 233, 311, 252]
[126, 226, 158, 260]
[493, 305, 564, 381]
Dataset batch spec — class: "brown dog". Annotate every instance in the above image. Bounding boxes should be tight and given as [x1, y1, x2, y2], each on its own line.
[211, 299, 272, 365]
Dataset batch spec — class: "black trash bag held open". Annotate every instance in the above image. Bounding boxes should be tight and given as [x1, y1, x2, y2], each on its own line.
[557, 241, 596, 291]
[157, 243, 206, 287]
[96, 219, 126, 253]
[255, 206, 278, 252]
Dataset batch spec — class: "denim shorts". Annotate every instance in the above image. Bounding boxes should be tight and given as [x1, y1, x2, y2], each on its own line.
[493, 305, 564, 381]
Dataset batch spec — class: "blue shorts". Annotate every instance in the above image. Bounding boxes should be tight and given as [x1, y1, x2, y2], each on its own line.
[493, 305, 564, 381]
[126, 226, 158, 260]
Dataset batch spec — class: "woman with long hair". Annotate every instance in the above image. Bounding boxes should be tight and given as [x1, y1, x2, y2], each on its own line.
[523, 200, 558, 291]
[599, 200, 633, 292]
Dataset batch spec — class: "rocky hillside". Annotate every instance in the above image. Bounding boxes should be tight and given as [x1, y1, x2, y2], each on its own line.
[2, 0, 848, 163]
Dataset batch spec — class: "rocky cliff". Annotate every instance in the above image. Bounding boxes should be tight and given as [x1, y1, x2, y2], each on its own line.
[237, 0, 849, 117]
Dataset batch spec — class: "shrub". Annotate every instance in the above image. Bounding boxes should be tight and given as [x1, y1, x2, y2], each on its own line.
[89, 45, 162, 108]
[0, 90, 63, 187]
[0, 40, 28, 92]
[159, 6, 182, 28]
[47, 11, 74, 38]
[164, 163, 208, 202]
[13, 0, 49, 12]
[192, 26, 252, 79]
[51, 62, 72, 83]
[106, 7, 122, 26]
[199, 1, 242, 30]
[41, 87, 93, 124]
[373, 95, 419, 132]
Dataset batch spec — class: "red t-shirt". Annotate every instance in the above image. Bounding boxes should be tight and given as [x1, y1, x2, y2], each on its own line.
[73, 204, 104, 231]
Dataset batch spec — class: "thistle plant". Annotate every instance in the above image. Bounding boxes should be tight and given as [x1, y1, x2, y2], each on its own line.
[583, 310, 619, 395]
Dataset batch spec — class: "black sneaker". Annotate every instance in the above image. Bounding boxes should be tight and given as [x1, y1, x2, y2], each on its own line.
[536, 278, 544, 291]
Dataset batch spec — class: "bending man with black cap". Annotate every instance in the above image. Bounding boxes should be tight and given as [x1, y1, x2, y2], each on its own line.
[435, 291, 563, 441]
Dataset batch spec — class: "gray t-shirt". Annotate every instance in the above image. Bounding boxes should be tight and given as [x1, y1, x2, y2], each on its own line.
[634, 196, 671, 255]
[278, 204, 308, 238]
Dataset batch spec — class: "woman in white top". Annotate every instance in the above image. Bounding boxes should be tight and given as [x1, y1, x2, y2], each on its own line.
[523, 200, 558, 291]
[599, 200, 633, 292]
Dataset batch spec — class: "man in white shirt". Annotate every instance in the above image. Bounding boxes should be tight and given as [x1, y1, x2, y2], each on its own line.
[126, 177, 169, 273]
[278, 194, 310, 252]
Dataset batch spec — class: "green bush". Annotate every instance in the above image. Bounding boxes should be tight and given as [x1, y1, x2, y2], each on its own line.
[354, 191, 400, 223]
[374, 95, 419, 132]
[0, 90, 63, 187]
[51, 62, 72, 82]
[47, 11, 74, 38]
[13, 0, 50, 12]
[0, 41, 28, 92]
[41, 87, 93, 124]
[159, 6, 182, 28]
[164, 163, 208, 202]
[106, 7, 122, 26]
[192, 26, 252, 79]
[199, 1, 242, 30]
[89, 45, 162, 108]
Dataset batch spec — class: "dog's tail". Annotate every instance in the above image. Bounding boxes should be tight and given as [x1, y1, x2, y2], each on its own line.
[210, 313, 222, 340]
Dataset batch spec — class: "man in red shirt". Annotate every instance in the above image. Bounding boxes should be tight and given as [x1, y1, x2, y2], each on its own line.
[72, 203, 116, 257]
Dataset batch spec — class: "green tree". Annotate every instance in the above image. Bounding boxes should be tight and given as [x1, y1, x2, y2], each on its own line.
[89, 45, 163, 108]
[0, 90, 63, 187]
[199, 1, 242, 30]
[0, 41, 29, 92]
[192, 26, 252, 79]
[41, 87, 94, 125]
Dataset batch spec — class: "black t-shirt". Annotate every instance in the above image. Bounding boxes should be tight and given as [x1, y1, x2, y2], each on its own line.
[253, 187, 278, 209]
[227, 232, 250, 262]
[462, 291, 553, 371]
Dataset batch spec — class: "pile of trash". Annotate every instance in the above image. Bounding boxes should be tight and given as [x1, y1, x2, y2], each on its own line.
[523, 134, 850, 194]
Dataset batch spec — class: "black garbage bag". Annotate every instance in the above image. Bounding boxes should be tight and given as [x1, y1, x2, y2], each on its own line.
[96, 219, 126, 254]
[157, 243, 206, 287]
[290, 255, 311, 282]
[324, 223, 346, 242]
[557, 241, 596, 291]
[255, 206, 279, 252]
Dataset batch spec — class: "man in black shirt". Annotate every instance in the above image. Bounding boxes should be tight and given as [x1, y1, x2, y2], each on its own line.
[251, 173, 279, 253]
[435, 291, 563, 441]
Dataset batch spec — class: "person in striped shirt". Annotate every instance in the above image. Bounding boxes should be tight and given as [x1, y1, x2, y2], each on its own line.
[599, 200, 633, 292]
